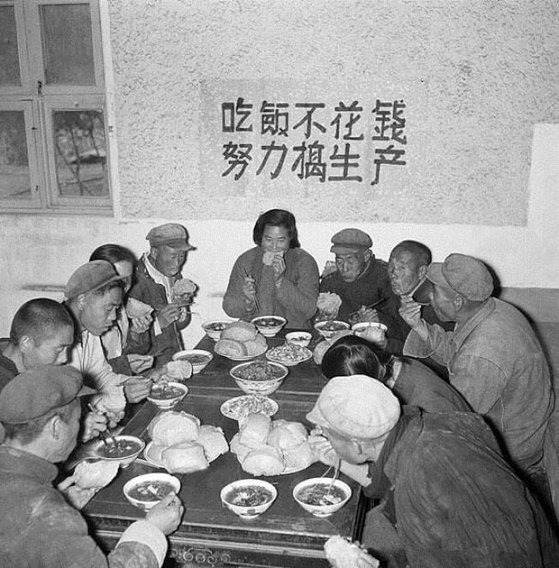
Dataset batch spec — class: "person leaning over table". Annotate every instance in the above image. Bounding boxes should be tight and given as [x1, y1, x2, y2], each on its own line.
[90, 244, 153, 376]
[0, 297, 106, 442]
[223, 208, 319, 329]
[128, 223, 197, 366]
[0, 365, 184, 568]
[307, 375, 559, 568]
[64, 261, 164, 419]
[399, 253, 554, 496]
[318, 228, 397, 326]
[320, 334, 471, 413]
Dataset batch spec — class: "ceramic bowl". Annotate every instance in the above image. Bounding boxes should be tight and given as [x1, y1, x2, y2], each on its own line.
[351, 322, 388, 342]
[220, 479, 277, 519]
[92, 435, 145, 468]
[146, 381, 188, 409]
[250, 316, 287, 338]
[172, 349, 213, 374]
[285, 331, 312, 348]
[201, 319, 235, 341]
[314, 320, 350, 340]
[293, 477, 352, 517]
[230, 361, 288, 395]
[123, 473, 181, 511]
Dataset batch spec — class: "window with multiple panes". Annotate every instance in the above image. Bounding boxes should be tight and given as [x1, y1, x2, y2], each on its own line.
[0, 0, 112, 213]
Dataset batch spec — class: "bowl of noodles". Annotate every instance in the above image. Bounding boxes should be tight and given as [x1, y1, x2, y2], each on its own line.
[229, 360, 288, 395]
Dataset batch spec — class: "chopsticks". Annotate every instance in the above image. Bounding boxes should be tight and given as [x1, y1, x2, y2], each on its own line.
[325, 459, 341, 500]
[87, 404, 117, 449]
[348, 296, 389, 322]
[243, 268, 260, 313]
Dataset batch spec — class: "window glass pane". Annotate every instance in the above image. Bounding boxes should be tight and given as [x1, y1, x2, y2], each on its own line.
[0, 111, 32, 200]
[53, 110, 108, 198]
[0, 5, 21, 86]
[40, 4, 95, 85]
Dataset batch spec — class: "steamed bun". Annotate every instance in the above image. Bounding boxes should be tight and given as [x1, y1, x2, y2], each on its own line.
[148, 411, 200, 446]
[242, 446, 284, 476]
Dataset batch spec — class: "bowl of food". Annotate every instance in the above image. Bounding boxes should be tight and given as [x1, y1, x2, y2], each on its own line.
[351, 322, 388, 342]
[172, 349, 213, 374]
[147, 381, 188, 409]
[230, 360, 288, 395]
[123, 473, 181, 511]
[285, 331, 312, 348]
[93, 435, 146, 468]
[314, 320, 350, 340]
[293, 478, 352, 517]
[202, 319, 234, 341]
[220, 479, 277, 519]
[250, 316, 287, 338]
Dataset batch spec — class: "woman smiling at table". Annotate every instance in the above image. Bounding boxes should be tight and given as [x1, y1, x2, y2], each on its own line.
[223, 209, 319, 329]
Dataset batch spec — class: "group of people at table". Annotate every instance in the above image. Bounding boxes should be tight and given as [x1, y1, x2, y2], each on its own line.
[0, 207, 558, 567]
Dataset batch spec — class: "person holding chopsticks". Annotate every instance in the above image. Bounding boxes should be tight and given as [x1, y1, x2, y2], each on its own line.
[223, 209, 319, 330]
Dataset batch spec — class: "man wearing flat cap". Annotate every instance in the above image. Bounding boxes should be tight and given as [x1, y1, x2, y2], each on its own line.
[0, 365, 183, 567]
[307, 375, 558, 567]
[400, 253, 554, 487]
[65, 260, 157, 416]
[318, 228, 396, 325]
[129, 223, 197, 365]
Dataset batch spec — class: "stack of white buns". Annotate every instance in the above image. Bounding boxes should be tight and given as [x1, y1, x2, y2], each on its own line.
[230, 413, 314, 476]
[215, 321, 267, 358]
[147, 411, 229, 474]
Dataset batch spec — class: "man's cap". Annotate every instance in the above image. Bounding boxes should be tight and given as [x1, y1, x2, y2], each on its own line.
[0, 366, 95, 425]
[65, 260, 124, 300]
[146, 223, 196, 251]
[306, 375, 400, 439]
[330, 228, 373, 255]
[427, 253, 494, 301]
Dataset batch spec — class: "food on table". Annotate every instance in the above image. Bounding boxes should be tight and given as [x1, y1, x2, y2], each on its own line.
[224, 485, 275, 508]
[146, 412, 228, 474]
[204, 321, 228, 332]
[175, 352, 212, 365]
[230, 413, 315, 475]
[220, 395, 278, 421]
[252, 316, 284, 327]
[149, 384, 186, 400]
[97, 437, 143, 459]
[73, 460, 119, 490]
[266, 342, 312, 365]
[161, 441, 209, 474]
[215, 321, 268, 359]
[296, 482, 347, 506]
[317, 320, 349, 332]
[233, 360, 285, 381]
[323, 536, 379, 568]
[285, 332, 312, 348]
[148, 411, 200, 446]
[127, 479, 176, 502]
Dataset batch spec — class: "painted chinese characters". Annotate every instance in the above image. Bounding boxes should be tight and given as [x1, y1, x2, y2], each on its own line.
[221, 98, 407, 186]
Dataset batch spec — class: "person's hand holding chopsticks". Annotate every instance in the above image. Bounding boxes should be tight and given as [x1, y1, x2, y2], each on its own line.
[241, 268, 260, 313]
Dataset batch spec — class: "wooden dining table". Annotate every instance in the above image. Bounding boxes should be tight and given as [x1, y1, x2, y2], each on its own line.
[83, 330, 368, 567]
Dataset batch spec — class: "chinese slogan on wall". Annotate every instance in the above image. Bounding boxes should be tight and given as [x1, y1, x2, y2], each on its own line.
[221, 98, 407, 186]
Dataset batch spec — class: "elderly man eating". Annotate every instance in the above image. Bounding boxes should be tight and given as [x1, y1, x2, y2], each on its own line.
[308, 375, 558, 567]
[400, 253, 554, 487]
[129, 223, 197, 365]
[0, 365, 183, 567]
[318, 228, 395, 324]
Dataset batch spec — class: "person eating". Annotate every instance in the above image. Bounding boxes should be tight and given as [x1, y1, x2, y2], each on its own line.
[223, 208, 319, 329]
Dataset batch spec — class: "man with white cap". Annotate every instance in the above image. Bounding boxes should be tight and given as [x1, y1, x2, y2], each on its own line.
[318, 228, 396, 324]
[307, 375, 557, 567]
[400, 253, 554, 483]
[0, 366, 183, 567]
[129, 223, 197, 365]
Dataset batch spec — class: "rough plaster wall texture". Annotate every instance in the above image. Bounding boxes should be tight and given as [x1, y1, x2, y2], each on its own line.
[108, 0, 559, 225]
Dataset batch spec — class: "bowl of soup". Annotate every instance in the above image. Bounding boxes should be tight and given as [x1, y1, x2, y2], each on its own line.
[123, 473, 181, 511]
[93, 435, 145, 468]
[293, 478, 352, 517]
[250, 316, 287, 338]
[172, 349, 213, 374]
[220, 479, 277, 519]
[314, 320, 350, 340]
[147, 381, 188, 409]
[230, 360, 288, 395]
[285, 331, 312, 348]
[351, 322, 387, 342]
[202, 319, 235, 341]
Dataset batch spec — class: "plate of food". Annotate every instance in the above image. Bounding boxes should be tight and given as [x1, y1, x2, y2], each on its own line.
[220, 395, 279, 421]
[265, 342, 312, 366]
[215, 343, 267, 361]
